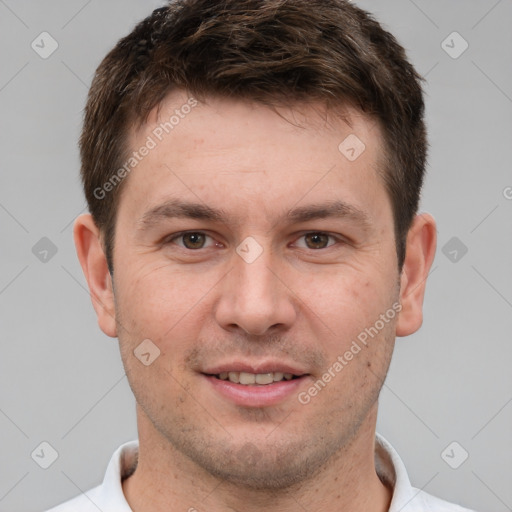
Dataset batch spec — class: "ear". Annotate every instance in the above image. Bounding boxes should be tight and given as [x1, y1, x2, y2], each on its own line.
[396, 212, 437, 337]
[73, 213, 117, 338]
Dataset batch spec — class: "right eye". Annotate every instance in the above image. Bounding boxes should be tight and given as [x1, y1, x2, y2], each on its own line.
[164, 231, 222, 250]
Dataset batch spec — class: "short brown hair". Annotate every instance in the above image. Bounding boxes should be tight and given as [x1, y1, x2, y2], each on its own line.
[80, 0, 426, 273]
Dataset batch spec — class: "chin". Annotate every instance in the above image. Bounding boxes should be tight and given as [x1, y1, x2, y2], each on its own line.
[176, 435, 335, 491]
[201, 456, 315, 490]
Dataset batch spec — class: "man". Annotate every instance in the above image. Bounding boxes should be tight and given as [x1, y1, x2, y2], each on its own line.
[47, 0, 477, 510]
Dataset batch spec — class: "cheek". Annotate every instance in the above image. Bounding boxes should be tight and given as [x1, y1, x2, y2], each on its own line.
[115, 262, 203, 336]
[300, 269, 391, 345]
[114, 265, 201, 400]
[114, 262, 221, 385]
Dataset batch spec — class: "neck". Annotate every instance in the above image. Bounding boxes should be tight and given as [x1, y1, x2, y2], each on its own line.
[123, 404, 392, 512]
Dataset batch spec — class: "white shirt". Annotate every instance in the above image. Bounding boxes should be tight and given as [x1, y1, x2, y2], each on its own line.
[46, 433, 477, 511]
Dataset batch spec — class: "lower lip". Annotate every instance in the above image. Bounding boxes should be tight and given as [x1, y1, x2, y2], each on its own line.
[203, 374, 308, 407]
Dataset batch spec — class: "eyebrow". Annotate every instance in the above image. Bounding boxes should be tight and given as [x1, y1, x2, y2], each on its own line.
[136, 198, 372, 232]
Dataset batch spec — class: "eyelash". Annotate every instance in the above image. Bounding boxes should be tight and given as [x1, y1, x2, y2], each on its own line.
[164, 231, 343, 251]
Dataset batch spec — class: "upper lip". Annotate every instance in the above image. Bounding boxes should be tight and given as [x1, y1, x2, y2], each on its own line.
[202, 361, 309, 376]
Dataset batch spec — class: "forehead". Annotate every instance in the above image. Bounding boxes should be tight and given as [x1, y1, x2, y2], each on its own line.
[120, 91, 389, 228]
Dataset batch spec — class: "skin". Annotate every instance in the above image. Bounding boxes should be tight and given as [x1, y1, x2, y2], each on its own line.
[74, 90, 436, 512]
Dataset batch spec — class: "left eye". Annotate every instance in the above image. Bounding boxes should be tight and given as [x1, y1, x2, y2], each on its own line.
[294, 232, 338, 250]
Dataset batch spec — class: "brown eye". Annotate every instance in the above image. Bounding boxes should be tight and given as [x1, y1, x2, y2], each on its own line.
[303, 232, 333, 249]
[164, 231, 222, 251]
[181, 232, 207, 249]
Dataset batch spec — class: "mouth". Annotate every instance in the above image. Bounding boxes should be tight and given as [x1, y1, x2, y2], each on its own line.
[207, 371, 302, 385]
[201, 365, 310, 407]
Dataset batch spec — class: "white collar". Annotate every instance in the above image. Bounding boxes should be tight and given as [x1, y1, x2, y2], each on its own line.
[49, 433, 475, 511]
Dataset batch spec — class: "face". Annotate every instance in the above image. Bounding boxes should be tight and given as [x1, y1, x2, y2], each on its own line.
[110, 91, 401, 488]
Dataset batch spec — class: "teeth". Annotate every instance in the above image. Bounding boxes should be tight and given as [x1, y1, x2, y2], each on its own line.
[239, 372, 256, 385]
[255, 373, 274, 385]
[228, 371, 240, 383]
[216, 371, 298, 385]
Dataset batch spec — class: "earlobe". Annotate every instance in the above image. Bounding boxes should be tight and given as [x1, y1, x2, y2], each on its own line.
[73, 213, 117, 338]
[395, 213, 437, 337]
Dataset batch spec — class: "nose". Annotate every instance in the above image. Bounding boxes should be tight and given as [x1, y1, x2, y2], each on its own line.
[214, 243, 297, 336]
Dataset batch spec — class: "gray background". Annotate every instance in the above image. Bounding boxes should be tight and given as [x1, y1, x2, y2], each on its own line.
[0, 1, 511, 511]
